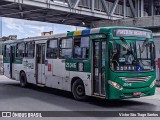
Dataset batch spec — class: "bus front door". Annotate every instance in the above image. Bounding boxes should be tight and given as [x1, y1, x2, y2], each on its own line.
[93, 40, 106, 96]
[36, 44, 46, 85]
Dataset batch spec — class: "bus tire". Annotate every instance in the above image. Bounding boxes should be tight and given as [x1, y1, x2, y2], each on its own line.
[20, 72, 27, 87]
[72, 79, 87, 101]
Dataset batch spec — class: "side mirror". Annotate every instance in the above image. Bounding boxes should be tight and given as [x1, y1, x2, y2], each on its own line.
[153, 43, 156, 59]
[150, 42, 156, 60]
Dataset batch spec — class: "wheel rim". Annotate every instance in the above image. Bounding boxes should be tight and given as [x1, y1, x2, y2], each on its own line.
[76, 84, 84, 96]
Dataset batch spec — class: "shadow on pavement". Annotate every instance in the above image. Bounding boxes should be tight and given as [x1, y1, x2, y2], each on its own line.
[1, 82, 156, 111]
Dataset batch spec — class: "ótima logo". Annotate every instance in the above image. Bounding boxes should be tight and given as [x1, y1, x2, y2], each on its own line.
[137, 66, 142, 72]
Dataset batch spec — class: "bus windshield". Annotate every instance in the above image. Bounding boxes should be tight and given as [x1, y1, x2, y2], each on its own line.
[110, 38, 155, 72]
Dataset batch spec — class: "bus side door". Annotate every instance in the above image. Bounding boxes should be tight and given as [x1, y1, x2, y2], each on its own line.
[36, 43, 46, 85]
[10, 45, 15, 79]
[4, 44, 11, 78]
[92, 39, 106, 96]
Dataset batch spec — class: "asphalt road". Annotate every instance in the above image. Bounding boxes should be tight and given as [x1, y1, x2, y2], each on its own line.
[0, 75, 160, 120]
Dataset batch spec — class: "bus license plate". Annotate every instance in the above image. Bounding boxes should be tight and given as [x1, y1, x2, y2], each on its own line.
[133, 92, 141, 96]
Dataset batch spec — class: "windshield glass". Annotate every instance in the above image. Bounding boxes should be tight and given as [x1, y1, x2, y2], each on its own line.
[109, 39, 155, 72]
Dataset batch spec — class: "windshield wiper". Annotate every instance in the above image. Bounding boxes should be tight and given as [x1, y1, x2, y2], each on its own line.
[120, 37, 131, 51]
[141, 38, 150, 53]
[139, 44, 142, 59]
[120, 37, 136, 59]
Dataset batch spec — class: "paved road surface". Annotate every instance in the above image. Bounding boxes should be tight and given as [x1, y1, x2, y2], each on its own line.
[0, 75, 160, 120]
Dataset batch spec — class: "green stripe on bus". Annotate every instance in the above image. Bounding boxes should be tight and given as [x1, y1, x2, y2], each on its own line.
[67, 31, 74, 37]
[14, 58, 23, 64]
[99, 27, 109, 34]
[3, 57, 10, 63]
[3, 57, 23, 64]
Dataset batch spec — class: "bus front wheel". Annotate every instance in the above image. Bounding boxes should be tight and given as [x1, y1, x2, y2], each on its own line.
[20, 72, 27, 87]
[72, 79, 87, 101]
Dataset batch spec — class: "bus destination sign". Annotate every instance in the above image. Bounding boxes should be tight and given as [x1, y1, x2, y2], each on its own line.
[113, 29, 152, 38]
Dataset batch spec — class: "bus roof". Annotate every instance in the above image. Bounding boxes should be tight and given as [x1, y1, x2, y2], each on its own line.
[3, 26, 152, 44]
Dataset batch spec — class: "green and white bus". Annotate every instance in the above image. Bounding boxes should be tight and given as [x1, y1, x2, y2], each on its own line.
[3, 26, 156, 100]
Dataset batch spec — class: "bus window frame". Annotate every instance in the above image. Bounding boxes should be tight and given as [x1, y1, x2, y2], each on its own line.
[59, 37, 73, 59]
[59, 33, 107, 60]
[4, 44, 6, 57]
[73, 35, 90, 60]
[109, 38, 155, 73]
[25, 41, 35, 59]
[58, 33, 108, 60]
[10, 44, 16, 63]
[16, 42, 25, 58]
[4, 44, 10, 58]
[46, 38, 58, 59]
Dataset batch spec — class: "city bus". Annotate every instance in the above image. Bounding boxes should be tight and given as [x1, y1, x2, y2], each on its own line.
[3, 26, 156, 100]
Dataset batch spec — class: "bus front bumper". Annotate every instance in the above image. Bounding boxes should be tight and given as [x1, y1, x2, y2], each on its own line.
[108, 85, 156, 99]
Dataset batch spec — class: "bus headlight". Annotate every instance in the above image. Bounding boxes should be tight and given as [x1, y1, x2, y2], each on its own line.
[150, 80, 156, 88]
[108, 80, 123, 90]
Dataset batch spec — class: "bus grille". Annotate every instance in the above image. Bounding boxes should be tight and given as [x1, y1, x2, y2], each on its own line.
[119, 76, 151, 82]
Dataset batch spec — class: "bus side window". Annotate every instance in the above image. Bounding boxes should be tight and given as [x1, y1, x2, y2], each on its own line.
[16, 43, 25, 58]
[12, 46, 15, 63]
[73, 36, 89, 59]
[4, 45, 10, 57]
[59, 38, 73, 59]
[4, 45, 6, 57]
[25, 42, 35, 58]
[46, 39, 58, 59]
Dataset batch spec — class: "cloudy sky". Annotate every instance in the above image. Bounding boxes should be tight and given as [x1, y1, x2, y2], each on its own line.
[1, 17, 85, 39]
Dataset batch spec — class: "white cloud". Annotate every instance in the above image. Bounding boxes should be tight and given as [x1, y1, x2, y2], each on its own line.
[3, 17, 53, 34]
[3, 17, 25, 33]
[29, 30, 36, 34]
[24, 24, 44, 31]
[24, 24, 52, 33]
[2, 17, 86, 39]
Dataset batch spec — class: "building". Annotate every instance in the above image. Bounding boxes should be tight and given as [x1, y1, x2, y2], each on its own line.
[41, 31, 53, 36]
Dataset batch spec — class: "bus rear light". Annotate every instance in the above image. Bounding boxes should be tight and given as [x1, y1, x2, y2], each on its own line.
[150, 80, 156, 88]
[108, 80, 123, 91]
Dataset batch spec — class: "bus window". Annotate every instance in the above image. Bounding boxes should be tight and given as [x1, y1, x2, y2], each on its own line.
[110, 39, 155, 71]
[16, 43, 25, 57]
[46, 39, 58, 59]
[73, 36, 89, 59]
[4, 45, 10, 57]
[59, 38, 73, 59]
[26, 42, 35, 58]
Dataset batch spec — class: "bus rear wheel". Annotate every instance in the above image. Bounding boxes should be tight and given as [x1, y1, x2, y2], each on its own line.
[72, 79, 87, 101]
[20, 72, 27, 87]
